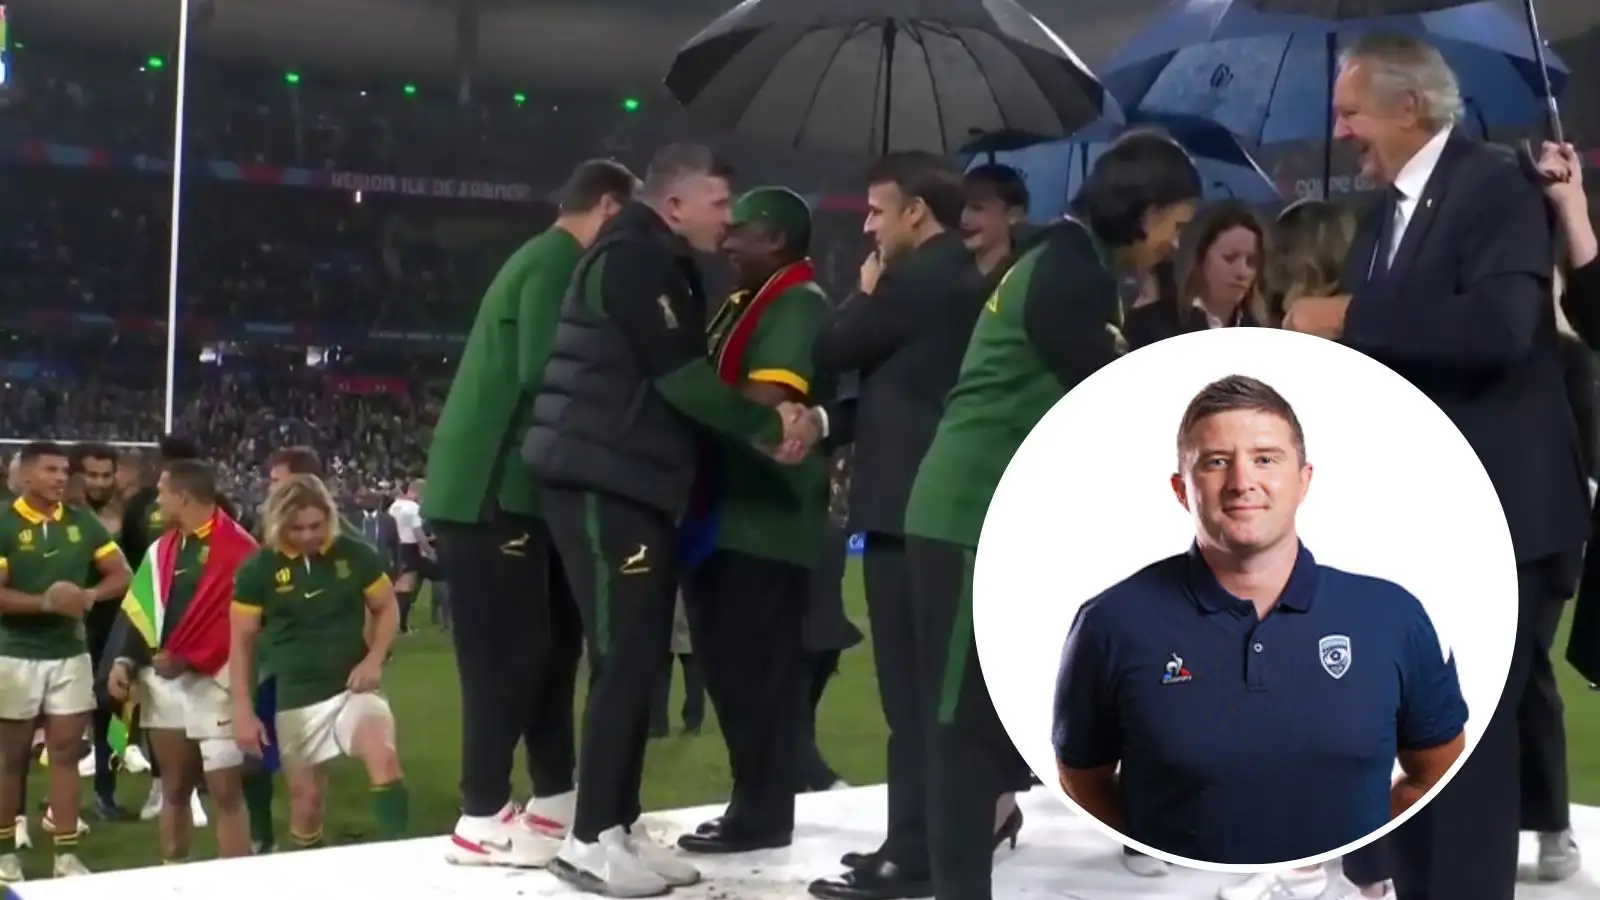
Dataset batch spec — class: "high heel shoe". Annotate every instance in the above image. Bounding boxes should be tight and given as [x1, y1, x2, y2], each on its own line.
[993, 807, 1023, 852]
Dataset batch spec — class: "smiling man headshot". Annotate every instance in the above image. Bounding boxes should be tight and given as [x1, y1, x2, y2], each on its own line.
[1050, 374, 1469, 866]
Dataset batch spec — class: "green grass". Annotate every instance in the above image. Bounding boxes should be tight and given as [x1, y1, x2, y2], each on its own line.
[12, 562, 1600, 875]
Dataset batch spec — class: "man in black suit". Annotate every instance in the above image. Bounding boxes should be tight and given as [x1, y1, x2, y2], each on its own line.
[1285, 34, 1591, 900]
[805, 152, 983, 900]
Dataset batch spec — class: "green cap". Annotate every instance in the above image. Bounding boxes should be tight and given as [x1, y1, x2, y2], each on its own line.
[731, 187, 812, 242]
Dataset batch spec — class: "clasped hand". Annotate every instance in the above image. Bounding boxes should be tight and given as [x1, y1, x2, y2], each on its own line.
[760, 402, 820, 465]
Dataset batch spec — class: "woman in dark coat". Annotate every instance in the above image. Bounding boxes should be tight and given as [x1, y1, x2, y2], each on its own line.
[1124, 199, 1271, 350]
[1522, 140, 1599, 884]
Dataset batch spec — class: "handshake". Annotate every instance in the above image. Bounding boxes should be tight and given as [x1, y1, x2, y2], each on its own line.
[763, 402, 824, 465]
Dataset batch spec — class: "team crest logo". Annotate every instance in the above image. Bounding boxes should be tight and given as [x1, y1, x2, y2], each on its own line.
[199, 546, 210, 564]
[66, 526, 81, 544]
[334, 559, 351, 580]
[1161, 653, 1192, 685]
[17, 530, 32, 547]
[1319, 634, 1352, 680]
[274, 568, 292, 585]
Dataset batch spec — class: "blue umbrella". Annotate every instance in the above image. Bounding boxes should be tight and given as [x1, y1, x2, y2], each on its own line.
[1102, 0, 1566, 150]
[968, 113, 1280, 223]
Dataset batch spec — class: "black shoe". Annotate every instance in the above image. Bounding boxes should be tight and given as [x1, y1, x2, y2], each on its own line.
[840, 850, 877, 869]
[92, 795, 132, 822]
[677, 828, 792, 854]
[993, 807, 1023, 852]
[682, 722, 702, 736]
[808, 860, 933, 900]
[694, 817, 723, 837]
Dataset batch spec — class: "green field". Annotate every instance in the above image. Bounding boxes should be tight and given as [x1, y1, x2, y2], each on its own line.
[11, 562, 1600, 875]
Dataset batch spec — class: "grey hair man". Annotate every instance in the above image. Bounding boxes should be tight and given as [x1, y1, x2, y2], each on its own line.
[1283, 30, 1589, 900]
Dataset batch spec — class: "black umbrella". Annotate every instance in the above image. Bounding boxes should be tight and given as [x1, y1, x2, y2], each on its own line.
[664, 0, 1117, 156]
[1236, 0, 1564, 140]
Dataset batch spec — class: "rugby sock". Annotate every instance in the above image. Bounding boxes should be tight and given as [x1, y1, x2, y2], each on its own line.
[53, 830, 79, 856]
[371, 780, 409, 839]
[243, 769, 276, 849]
[289, 827, 324, 849]
[0, 824, 15, 846]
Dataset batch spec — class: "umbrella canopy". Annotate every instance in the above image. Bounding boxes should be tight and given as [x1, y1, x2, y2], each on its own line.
[1102, 0, 1566, 147]
[1234, 0, 1481, 14]
[665, 0, 1117, 155]
[970, 113, 1280, 223]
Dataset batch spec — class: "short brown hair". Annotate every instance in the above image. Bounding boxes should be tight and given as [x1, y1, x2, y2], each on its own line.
[266, 446, 323, 477]
[162, 459, 219, 504]
[1177, 375, 1306, 465]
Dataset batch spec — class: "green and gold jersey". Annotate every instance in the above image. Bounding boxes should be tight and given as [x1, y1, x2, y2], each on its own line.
[233, 534, 391, 710]
[905, 222, 1124, 549]
[708, 278, 832, 567]
[0, 497, 119, 659]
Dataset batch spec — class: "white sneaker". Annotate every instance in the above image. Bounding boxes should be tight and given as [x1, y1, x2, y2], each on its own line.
[189, 791, 208, 828]
[624, 825, 700, 888]
[1219, 869, 1327, 900]
[1122, 849, 1169, 877]
[445, 802, 561, 868]
[828, 779, 850, 790]
[550, 827, 670, 898]
[77, 754, 95, 778]
[13, 816, 29, 850]
[140, 780, 163, 821]
[1537, 830, 1582, 882]
[52, 853, 90, 877]
[40, 811, 89, 836]
[123, 744, 150, 774]
[1315, 871, 1391, 900]
[0, 852, 22, 883]
[523, 790, 573, 838]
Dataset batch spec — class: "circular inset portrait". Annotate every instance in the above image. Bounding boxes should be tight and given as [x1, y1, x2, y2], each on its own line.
[975, 327, 1518, 872]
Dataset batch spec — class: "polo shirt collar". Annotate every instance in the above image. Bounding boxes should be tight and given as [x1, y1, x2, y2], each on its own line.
[1183, 541, 1321, 614]
[12, 496, 63, 525]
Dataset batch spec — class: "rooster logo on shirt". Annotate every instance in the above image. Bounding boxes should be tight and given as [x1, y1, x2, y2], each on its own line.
[1162, 653, 1193, 685]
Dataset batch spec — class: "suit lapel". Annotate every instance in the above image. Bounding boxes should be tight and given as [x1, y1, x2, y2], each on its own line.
[1384, 133, 1471, 290]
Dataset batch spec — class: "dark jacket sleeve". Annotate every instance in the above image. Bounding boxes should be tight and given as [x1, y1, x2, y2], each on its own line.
[812, 277, 918, 375]
[1343, 160, 1551, 370]
[1020, 233, 1125, 390]
[1560, 258, 1600, 352]
[822, 397, 859, 451]
[1560, 334, 1599, 480]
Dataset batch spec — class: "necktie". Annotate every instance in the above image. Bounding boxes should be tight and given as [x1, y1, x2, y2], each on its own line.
[1377, 186, 1405, 276]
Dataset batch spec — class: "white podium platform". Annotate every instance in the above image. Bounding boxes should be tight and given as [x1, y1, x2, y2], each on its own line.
[11, 787, 1599, 899]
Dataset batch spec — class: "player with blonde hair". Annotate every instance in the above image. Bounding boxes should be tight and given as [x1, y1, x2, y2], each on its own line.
[228, 475, 407, 848]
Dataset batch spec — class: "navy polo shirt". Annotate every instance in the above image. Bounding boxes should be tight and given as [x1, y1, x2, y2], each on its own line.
[1052, 543, 1466, 866]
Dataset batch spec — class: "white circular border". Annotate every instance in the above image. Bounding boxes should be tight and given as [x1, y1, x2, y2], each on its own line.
[973, 328, 1519, 872]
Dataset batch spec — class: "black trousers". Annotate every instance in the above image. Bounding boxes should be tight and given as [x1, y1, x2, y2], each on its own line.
[862, 533, 929, 875]
[907, 537, 1026, 900]
[797, 649, 843, 792]
[544, 488, 678, 842]
[85, 603, 118, 802]
[1343, 836, 1392, 887]
[437, 512, 583, 817]
[650, 653, 705, 733]
[1391, 555, 1567, 900]
[684, 549, 810, 838]
[1519, 592, 1571, 832]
